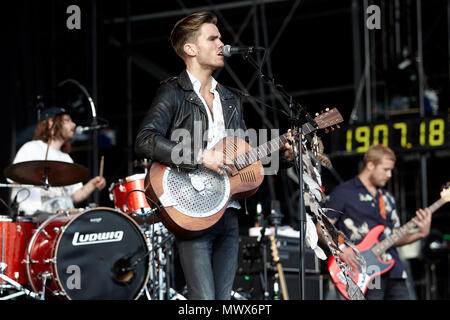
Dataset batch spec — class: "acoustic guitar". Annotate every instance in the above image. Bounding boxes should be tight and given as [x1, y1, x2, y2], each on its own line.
[145, 108, 343, 239]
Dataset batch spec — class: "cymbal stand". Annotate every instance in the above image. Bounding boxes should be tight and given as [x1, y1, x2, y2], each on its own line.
[156, 231, 166, 300]
[143, 224, 168, 300]
[157, 230, 175, 300]
[40, 167, 51, 190]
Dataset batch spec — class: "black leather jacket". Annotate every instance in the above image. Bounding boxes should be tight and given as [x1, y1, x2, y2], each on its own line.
[135, 70, 247, 170]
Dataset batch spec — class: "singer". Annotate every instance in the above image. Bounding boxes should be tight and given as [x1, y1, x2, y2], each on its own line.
[135, 11, 293, 300]
[8, 107, 106, 216]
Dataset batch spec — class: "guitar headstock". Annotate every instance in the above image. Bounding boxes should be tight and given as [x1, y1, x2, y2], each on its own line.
[440, 182, 450, 203]
[314, 108, 344, 133]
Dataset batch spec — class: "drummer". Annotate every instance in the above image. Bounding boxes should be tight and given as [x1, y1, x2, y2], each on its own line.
[9, 107, 106, 216]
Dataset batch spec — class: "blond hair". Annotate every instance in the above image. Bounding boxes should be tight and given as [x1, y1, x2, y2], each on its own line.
[363, 144, 396, 166]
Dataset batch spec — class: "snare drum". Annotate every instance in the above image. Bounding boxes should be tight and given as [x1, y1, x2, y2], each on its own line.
[26, 207, 150, 300]
[109, 174, 151, 215]
[0, 216, 36, 286]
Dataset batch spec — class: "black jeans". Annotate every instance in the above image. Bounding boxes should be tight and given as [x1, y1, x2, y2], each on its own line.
[365, 274, 412, 300]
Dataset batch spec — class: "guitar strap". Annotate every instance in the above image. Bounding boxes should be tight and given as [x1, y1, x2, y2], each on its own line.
[378, 192, 387, 220]
[300, 139, 366, 300]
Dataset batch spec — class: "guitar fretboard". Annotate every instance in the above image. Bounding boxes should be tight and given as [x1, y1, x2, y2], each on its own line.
[372, 198, 446, 256]
[234, 134, 288, 170]
[233, 122, 316, 170]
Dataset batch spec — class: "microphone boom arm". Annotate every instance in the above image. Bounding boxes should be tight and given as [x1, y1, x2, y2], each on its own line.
[58, 79, 97, 120]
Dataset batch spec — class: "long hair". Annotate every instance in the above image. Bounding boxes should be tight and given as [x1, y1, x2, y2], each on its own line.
[32, 113, 71, 153]
[170, 11, 218, 59]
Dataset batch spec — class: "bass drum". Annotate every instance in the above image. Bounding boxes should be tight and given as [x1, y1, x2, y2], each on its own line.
[26, 207, 150, 300]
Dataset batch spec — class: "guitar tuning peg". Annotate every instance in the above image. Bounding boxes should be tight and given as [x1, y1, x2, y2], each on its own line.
[331, 126, 335, 132]
[315, 112, 319, 117]
[325, 107, 329, 112]
[336, 124, 341, 129]
[325, 128, 329, 134]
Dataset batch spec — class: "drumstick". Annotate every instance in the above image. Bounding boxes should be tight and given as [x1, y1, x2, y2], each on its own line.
[99, 156, 104, 178]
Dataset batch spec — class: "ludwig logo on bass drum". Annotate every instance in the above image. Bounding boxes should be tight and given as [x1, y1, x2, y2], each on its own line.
[72, 231, 124, 246]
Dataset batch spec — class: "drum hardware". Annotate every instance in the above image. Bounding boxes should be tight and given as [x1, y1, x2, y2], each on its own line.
[168, 288, 187, 300]
[39, 271, 51, 300]
[133, 159, 150, 174]
[41, 167, 50, 190]
[0, 183, 46, 189]
[140, 222, 175, 300]
[39, 228, 52, 239]
[0, 267, 40, 300]
[43, 258, 57, 264]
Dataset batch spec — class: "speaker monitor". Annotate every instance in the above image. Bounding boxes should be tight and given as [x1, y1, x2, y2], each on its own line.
[233, 273, 323, 300]
[234, 236, 323, 300]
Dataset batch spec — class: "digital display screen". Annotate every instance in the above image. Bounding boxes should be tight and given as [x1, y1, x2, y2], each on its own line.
[329, 116, 449, 155]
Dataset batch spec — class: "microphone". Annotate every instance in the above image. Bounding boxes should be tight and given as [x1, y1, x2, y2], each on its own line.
[112, 257, 134, 283]
[222, 44, 265, 57]
[75, 123, 108, 134]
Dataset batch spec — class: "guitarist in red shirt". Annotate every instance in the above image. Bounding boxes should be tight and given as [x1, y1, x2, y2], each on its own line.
[325, 144, 431, 300]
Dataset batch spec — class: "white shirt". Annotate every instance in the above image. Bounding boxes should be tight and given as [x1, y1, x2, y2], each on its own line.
[186, 70, 227, 148]
[9, 140, 83, 216]
[186, 70, 240, 210]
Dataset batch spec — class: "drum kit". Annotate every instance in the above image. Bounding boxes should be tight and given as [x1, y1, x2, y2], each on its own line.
[0, 159, 184, 300]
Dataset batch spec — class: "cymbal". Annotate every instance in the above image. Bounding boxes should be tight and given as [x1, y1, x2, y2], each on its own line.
[4, 160, 91, 187]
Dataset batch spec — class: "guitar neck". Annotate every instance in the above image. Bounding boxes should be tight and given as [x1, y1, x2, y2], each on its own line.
[270, 235, 289, 300]
[234, 122, 316, 170]
[372, 198, 446, 256]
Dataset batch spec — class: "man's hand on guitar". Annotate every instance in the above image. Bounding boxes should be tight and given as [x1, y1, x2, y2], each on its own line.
[283, 129, 294, 162]
[198, 149, 232, 175]
[339, 246, 359, 271]
[412, 207, 432, 238]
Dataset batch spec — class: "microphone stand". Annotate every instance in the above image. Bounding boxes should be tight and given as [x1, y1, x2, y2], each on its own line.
[58, 79, 100, 204]
[238, 52, 314, 300]
[255, 217, 270, 300]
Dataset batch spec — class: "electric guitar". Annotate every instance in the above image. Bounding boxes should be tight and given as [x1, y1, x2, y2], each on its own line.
[328, 183, 450, 300]
[270, 234, 289, 300]
[145, 108, 343, 239]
